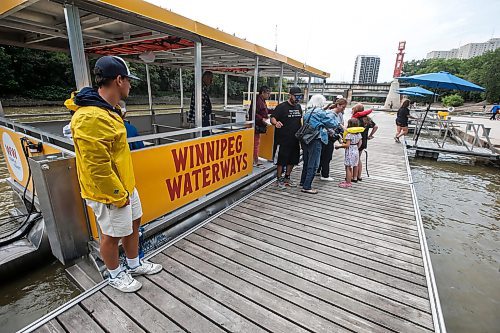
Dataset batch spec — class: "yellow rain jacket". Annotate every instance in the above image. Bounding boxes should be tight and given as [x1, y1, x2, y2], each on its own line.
[65, 90, 134, 207]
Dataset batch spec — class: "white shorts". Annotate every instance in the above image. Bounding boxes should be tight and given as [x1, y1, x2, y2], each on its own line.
[86, 188, 143, 237]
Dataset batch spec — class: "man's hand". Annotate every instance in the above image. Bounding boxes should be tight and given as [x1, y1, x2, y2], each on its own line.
[275, 121, 284, 128]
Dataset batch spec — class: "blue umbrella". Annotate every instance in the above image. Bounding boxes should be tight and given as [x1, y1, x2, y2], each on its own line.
[397, 71, 485, 91]
[397, 86, 435, 95]
[396, 90, 425, 97]
[397, 71, 485, 145]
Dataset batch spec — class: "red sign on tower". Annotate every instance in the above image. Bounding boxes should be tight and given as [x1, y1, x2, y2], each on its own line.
[393, 41, 406, 78]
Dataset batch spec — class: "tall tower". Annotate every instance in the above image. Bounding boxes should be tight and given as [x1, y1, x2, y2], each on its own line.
[393, 41, 406, 78]
[384, 41, 406, 109]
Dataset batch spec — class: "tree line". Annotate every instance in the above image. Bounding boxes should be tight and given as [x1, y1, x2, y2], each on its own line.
[0, 45, 498, 103]
[0, 45, 284, 103]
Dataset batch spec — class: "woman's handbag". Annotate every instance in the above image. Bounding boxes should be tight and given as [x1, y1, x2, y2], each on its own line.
[295, 109, 319, 144]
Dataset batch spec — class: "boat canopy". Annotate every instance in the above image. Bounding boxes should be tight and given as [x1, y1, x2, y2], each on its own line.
[0, 0, 329, 79]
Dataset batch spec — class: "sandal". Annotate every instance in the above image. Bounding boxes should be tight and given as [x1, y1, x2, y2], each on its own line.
[351, 179, 358, 183]
[301, 189, 318, 194]
[357, 178, 363, 181]
[338, 181, 352, 188]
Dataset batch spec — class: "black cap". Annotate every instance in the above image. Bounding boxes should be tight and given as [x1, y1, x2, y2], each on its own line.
[94, 56, 140, 80]
[289, 86, 302, 95]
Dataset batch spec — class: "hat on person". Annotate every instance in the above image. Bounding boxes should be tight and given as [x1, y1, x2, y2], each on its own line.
[289, 86, 302, 95]
[336, 95, 344, 99]
[94, 56, 140, 80]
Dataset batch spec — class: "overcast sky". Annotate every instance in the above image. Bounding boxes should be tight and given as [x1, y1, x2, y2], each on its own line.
[147, 0, 499, 83]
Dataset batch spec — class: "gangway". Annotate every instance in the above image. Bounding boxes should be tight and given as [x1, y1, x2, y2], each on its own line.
[407, 113, 499, 160]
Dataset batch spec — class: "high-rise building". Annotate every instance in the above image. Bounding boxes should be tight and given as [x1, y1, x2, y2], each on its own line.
[427, 38, 500, 60]
[352, 55, 380, 84]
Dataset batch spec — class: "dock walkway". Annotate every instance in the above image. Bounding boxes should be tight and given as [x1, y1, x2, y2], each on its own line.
[27, 112, 444, 333]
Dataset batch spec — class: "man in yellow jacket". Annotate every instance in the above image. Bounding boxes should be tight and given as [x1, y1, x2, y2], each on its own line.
[68, 56, 161, 292]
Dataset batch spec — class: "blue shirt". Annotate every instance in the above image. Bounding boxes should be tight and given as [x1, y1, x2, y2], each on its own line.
[124, 121, 145, 150]
[303, 107, 340, 144]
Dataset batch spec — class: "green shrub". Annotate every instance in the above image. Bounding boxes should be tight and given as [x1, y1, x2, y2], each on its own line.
[25, 86, 72, 101]
[442, 94, 464, 107]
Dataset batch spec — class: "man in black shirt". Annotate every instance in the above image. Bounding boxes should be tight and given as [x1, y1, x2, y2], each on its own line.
[270, 86, 303, 188]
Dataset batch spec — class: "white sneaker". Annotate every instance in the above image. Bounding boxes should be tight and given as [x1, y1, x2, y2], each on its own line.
[109, 270, 142, 293]
[320, 177, 335, 181]
[129, 259, 163, 276]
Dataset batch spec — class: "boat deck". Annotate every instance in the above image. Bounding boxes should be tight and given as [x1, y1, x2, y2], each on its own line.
[28, 112, 443, 333]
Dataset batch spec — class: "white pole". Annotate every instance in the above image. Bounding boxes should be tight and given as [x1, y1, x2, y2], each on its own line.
[146, 63, 153, 113]
[194, 42, 202, 131]
[278, 64, 284, 103]
[307, 75, 311, 103]
[252, 56, 259, 129]
[247, 76, 252, 100]
[64, 4, 90, 89]
[179, 67, 184, 124]
[224, 74, 228, 109]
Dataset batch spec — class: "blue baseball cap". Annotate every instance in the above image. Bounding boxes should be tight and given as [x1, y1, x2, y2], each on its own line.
[94, 56, 140, 80]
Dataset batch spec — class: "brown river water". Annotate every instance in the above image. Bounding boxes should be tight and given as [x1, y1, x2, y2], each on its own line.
[0, 107, 498, 332]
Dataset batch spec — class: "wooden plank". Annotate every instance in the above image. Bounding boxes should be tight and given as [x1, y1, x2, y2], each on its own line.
[247, 195, 420, 243]
[229, 205, 422, 258]
[57, 305, 105, 333]
[178, 236, 433, 332]
[208, 218, 427, 288]
[260, 191, 419, 233]
[165, 245, 350, 333]
[219, 211, 424, 272]
[238, 199, 421, 248]
[202, 220, 429, 300]
[146, 268, 271, 332]
[265, 188, 417, 226]
[102, 284, 184, 333]
[136, 278, 226, 333]
[33, 320, 66, 333]
[80, 291, 145, 333]
[153, 253, 310, 333]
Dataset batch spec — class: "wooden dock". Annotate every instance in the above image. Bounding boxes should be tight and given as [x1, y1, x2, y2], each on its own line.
[27, 112, 445, 333]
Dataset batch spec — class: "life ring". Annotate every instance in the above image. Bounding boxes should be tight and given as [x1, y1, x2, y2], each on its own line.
[343, 126, 365, 139]
[447, 107, 455, 112]
[352, 109, 373, 118]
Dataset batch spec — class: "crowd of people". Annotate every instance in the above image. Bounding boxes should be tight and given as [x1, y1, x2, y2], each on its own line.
[250, 86, 379, 194]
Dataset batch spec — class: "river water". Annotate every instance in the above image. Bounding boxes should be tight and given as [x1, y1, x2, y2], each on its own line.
[410, 156, 499, 333]
[0, 108, 499, 332]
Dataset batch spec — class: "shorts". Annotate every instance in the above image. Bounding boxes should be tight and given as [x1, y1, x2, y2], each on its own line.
[86, 188, 143, 237]
[275, 140, 300, 165]
[396, 119, 408, 127]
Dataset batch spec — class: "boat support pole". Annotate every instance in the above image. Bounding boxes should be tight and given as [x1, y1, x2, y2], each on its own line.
[179, 68, 184, 125]
[278, 64, 284, 103]
[194, 41, 202, 136]
[306, 75, 311, 103]
[64, 4, 90, 90]
[251, 56, 259, 131]
[224, 74, 228, 109]
[146, 63, 156, 134]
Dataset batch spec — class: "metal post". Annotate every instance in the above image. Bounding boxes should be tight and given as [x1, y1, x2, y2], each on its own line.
[252, 56, 259, 130]
[64, 4, 91, 89]
[179, 68, 184, 123]
[145, 63, 156, 135]
[194, 42, 203, 132]
[322, 78, 326, 95]
[247, 76, 252, 102]
[306, 75, 311, 103]
[278, 64, 284, 103]
[0, 100, 4, 117]
[224, 74, 228, 109]
[294, 71, 298, 85]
